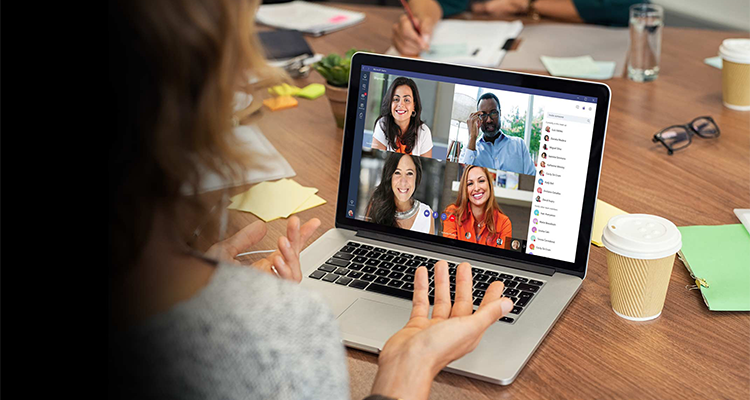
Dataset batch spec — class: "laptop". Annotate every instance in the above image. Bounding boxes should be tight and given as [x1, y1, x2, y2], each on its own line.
[300, 52, 610, 385]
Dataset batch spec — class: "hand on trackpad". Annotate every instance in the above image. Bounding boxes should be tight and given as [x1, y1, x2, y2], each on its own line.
[337, 298, 412, 350]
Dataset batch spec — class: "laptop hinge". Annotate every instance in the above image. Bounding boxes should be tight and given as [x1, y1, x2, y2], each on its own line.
[356, 230, 556, 277]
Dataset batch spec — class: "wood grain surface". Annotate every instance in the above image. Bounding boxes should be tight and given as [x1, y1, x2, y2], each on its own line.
[194, 5, 750, 399]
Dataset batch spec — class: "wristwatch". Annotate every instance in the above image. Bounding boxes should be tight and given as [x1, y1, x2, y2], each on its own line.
[527, 0, 540, 20]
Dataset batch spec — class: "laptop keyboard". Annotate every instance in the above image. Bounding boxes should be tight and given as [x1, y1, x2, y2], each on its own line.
[307, 241, 546, 324]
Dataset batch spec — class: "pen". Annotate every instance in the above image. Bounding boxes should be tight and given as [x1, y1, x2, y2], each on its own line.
[398, 0, 422, 36]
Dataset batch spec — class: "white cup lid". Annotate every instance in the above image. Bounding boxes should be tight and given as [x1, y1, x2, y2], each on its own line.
[719, 38, 750, 64]
[601, 214, 682, 260]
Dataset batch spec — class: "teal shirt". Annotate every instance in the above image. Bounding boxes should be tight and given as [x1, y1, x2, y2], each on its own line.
[436, 0, 641, 27]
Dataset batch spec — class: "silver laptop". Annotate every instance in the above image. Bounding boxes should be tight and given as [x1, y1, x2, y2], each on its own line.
[300, 52, 610, 385]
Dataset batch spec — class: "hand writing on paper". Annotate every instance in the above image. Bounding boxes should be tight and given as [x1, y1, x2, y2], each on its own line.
[206, 216, 321, 282]
[393, 15, 436, 56]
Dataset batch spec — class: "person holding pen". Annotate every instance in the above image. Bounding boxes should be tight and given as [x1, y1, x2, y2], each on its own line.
[392, 0, 641, 56]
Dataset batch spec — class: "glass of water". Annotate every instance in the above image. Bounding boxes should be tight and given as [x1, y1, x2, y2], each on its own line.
[627, 3, 664, 82]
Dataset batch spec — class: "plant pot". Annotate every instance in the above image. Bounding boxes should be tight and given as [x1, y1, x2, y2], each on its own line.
[325, 83, 348, 128]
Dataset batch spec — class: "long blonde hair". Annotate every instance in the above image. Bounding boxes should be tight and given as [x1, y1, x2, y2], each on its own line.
[109, 0, 286, 274]
[452, 166, 505, 236]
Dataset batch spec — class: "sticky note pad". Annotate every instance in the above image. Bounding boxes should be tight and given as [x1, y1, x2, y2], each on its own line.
[296, 83, 326, 100]
[591, 199, 628, 247]
[268, 83, 301, 97]
[228, 179, 319, 222]
[541, 55, 616, 80]
[704, 56, 722, 69]
[263, 95, 298, 111]
[293, 194, 326, 213]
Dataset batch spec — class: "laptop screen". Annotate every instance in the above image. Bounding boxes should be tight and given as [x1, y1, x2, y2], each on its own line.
[338, 54, 609, 274]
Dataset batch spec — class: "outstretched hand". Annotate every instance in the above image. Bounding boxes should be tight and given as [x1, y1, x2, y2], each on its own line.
[371, 261, 514, 400]
[206, 216, 321, 282]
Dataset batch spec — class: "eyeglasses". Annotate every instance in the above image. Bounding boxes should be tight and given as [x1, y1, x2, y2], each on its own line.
[478, 110, 500, 120]
[652, 116, 720, 155]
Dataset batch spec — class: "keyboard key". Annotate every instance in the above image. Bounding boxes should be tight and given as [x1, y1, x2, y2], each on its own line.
[360, 244, 373, 250]
[349, 280, 370, 289]
[529, 279, 544, 286]
[448, 268, 456, 276]
[375, 268, 390, 276]
[353, 256, 367, 264]
[509, 296, 519, 305]
[353, 248, 369, 256]
[365, 259, 381, 267]
[403, 282, 414, 291]
[514, 277, 529, 283]
[414, 256, 427, 262]
[500, 273, 514, 280]
[362, 266, 377, 273]
[473, 298, 483, 306]
[516, 283, 539, 293]
[340, 246, 356, 254]
[401, 253, 415, 259]
[309, 270, 326, 279]
[404, 274, 414, 283]
[374, 247, 387, 253]
[336, 277, 353, 285]
[504, 280, 518, 289]
[405, 267, 417, 274]
[347, 271, 363, 279]
[366, 283, 412, 301]
[393, 257, 408, 265]
[447, 262, 457, 268]
[388, 271, 404, 280]
[349, 280, 369, 290]
[380, 254, 395, 262]
[347, 242, 360, 247]
[328, 258, 349, 267]
[361, 274, 377, 282]
[380, 262, 395, 270]
[334, 267, 349, 275]
[473, 289, 485, 299]
[519, 291, 534, 299]
[375, 276, 391, 285]
[428, 258, 439, 264]
[347, 263, 363, 271]
[405, 260, 421, 267]
[472, 267, 483, 275]
[387, 280, 404, 288]
[387, 250, 401, 256]
[485, 270, 499, 276]
[318, 264, 336, 273]
[322, 273, 338, 282]
[449, 276, 456, 284]
[366, 251, 381, 259]
[516, 297, 530, 307]
[392, 265, 407, 273]
[474, 282, 489, 290]
[476, 274, 490, 282]
[499, 316, 515, 323]
[504, 288, 520, 297]
[511, 306, 523, 315]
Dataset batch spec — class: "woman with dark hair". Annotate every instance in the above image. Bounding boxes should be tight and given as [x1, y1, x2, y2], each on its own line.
[109, 0, 512, 398]
[366, 153, 435, 234]
[442, 166, 512, 248]
[372, 77, 434, 158]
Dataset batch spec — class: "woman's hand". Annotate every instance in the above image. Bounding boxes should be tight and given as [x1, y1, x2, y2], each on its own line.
[206, 216, 321, 282]
[370, 261, 514, 400]
[471, 0, 529, 18]
[392, 14, 436, 56]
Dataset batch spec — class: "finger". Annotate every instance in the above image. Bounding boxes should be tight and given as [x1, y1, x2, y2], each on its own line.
[298, 218, 321, 248]
[278, 235, 302, 282]
[272, 254, 294, 281]
[479, 280, 505, 308]
[286, 216, 301, 253]
[393, 32, 422, 57]
[409, 266, 430, 320]
[450, 262, 474, 317]
[208, 220, 267, 259]
[397, 15, 426, 52]
[431, 261, 452, 320]
[470, 2, 486, 13]
[473, 295, 513, 330]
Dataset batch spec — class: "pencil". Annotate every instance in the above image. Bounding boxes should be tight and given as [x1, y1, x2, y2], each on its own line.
[398, 0, 422, 36]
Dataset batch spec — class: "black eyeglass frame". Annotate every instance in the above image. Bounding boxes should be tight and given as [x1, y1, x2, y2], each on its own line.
[652, 116, 720, 155]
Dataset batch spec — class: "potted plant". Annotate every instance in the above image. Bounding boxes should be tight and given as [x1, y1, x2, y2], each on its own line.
[313, 49, 359, 128]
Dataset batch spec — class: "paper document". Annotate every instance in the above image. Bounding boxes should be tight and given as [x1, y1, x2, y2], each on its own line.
[677, 224, 750, 311]
[187, 124, 296, 194]
[256, 1, 365, 36]
[591, 199, 628, 247]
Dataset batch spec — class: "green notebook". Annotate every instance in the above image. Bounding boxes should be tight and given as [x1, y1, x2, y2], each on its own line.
[677, 224, 750, 311]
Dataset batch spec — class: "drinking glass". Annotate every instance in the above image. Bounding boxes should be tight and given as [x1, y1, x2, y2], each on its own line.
[627, 4, 663, 82]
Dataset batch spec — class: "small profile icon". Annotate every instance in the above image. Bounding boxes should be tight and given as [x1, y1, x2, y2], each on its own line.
[537, 187, 542, 193]
[529, 244, 535, 250]
[424, 210, 431, 217]
[348, 210, 354, 217]
[432, 211, 439, 219]
[543, 144, 548, 150]
[534, 209, 539, 216]
[533, 218, 538, 224]
[531, 235, 536, 241]
[539, 169, 544, 176]
[536, 196, 541, 202]
[538, 178, 544, 185]
[544, 134, 550, 141]
[545, 126, 551, 133]
[541, 152, 547, 159]
[540, 161, 546, 168]
[511, 240, 521, 250]
[532, 227, 537, 233]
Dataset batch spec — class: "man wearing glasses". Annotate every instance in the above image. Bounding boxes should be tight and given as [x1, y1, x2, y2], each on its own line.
[459, 93, 536, 175]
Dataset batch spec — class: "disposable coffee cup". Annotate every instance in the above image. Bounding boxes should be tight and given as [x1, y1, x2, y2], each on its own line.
[719, 38, 750, 111]
[601, 214, 682, 321]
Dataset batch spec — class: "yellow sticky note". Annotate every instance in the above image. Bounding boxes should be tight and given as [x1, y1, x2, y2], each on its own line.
[591, 199, 628, 247]
[296, 83, 326, 100]
[263, 95, 298, 111]
[268, 83, 301, 97]
[228, 179, 318, 222]
[292, 194, 326, 214]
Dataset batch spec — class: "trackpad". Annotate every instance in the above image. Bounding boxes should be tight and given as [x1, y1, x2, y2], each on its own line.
[337, 298, 412, 349]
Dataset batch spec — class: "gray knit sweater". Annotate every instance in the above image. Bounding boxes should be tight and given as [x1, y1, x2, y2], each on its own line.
[109, 262, 350, 399]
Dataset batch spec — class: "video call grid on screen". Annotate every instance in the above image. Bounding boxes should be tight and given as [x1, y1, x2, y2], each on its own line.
[345, 65, 599, 264]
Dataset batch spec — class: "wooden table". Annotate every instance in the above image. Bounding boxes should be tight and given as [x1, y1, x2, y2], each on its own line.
[198, 5, 750, 399]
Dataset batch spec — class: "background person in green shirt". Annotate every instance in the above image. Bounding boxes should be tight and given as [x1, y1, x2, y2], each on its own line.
[392, 0, 642, 56]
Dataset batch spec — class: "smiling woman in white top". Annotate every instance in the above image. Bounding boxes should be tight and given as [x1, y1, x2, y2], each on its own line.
[372, 77, 434, 158]
[366, 152, 435, 234]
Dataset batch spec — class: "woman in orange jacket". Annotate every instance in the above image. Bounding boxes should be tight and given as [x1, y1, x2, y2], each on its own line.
[442, 166, 512, 248]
